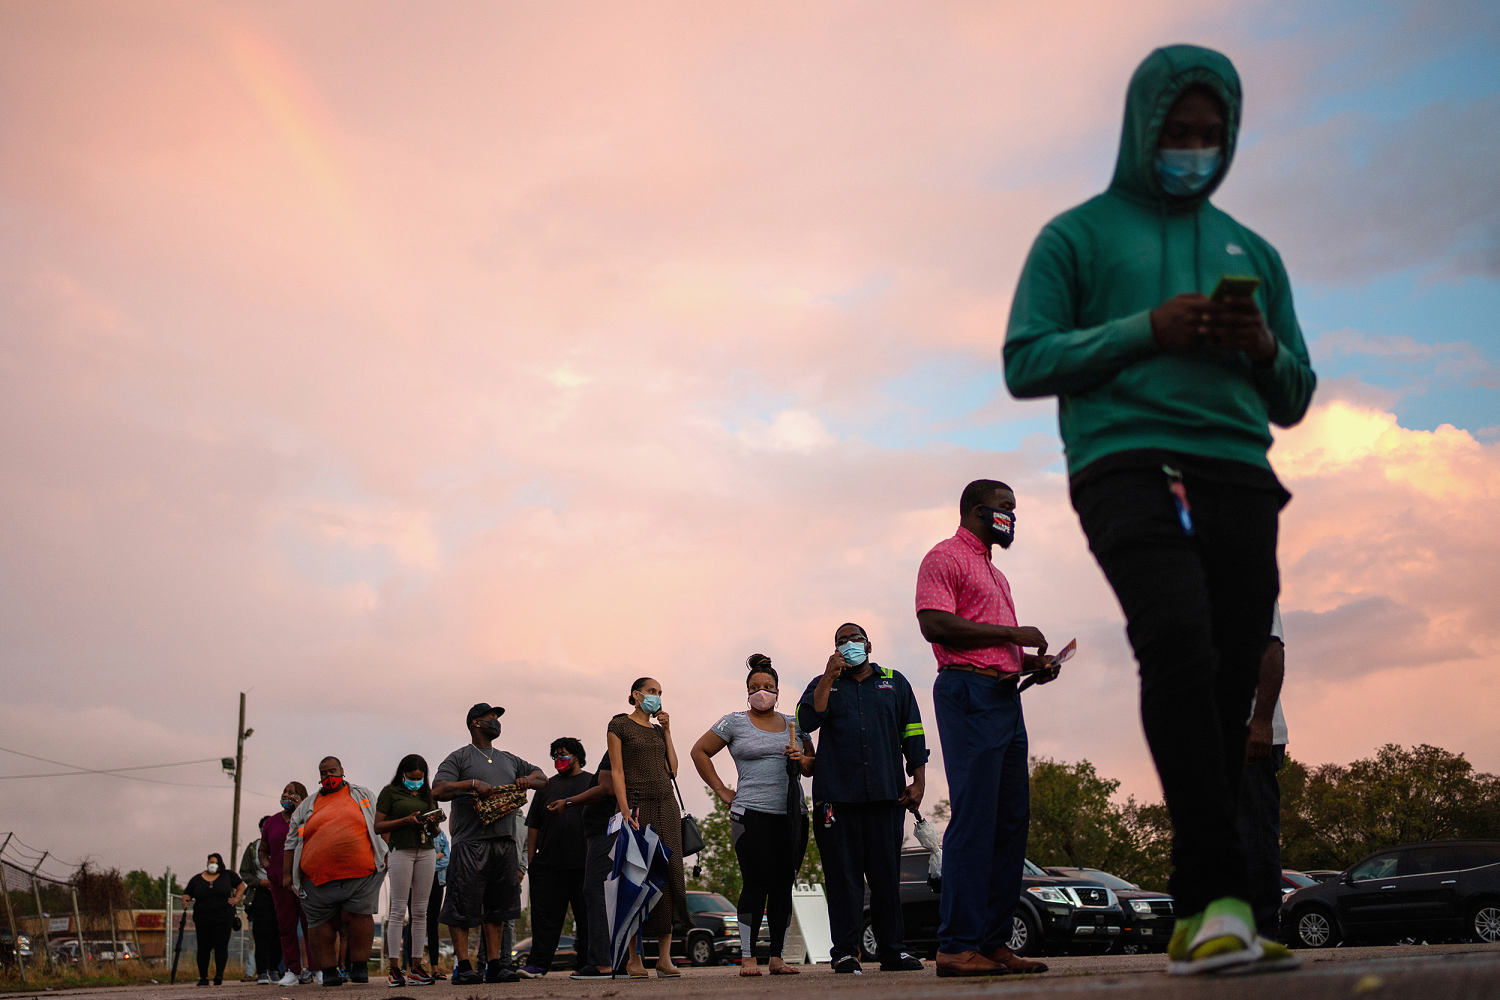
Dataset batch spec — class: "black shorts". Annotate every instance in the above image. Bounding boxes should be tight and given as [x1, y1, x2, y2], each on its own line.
[438, 838, 520, 929]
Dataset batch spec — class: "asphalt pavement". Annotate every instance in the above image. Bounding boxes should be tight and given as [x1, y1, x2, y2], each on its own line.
[2, 944, 1495, 1000]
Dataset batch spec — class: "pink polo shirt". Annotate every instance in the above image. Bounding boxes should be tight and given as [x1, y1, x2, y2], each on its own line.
[915, 526, 1022, 672]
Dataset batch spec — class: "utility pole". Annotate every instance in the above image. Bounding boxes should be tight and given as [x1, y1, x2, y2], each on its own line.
[229, 693, 252, 868]
[29, 855, 56, 973]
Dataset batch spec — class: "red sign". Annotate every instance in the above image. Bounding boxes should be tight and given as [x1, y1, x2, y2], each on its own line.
[135, 913, 165, 929]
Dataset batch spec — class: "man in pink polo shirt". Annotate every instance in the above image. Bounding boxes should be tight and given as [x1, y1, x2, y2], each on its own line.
[916, 479, 1055, 978]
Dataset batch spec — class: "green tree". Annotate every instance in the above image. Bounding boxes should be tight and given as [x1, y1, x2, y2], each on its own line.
[123, 869, 182, 907]
[1280, 744, 1500, 872]
[1027, 757, 1131, 869]
[1117, 797, 1172, 892]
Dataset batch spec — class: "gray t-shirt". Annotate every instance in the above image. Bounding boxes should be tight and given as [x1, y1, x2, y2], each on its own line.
[435, 744, 540, 844]
[710, 712, 812, 816]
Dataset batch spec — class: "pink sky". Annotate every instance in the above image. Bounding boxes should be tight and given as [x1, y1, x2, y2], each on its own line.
[2, 2, 1497, 877]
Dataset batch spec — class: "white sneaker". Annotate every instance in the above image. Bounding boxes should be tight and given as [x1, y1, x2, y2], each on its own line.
[314, 972, 323, 985]
[277, 971, 298, 987]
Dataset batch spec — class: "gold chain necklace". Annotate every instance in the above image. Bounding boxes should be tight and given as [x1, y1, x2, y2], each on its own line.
[473, 743, 494, 765]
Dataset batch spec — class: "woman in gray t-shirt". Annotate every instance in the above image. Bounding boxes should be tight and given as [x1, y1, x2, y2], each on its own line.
[690, 655, 815, 975]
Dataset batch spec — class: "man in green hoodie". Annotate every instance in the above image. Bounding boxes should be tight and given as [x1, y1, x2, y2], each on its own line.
[1004, 45, 1315, 975]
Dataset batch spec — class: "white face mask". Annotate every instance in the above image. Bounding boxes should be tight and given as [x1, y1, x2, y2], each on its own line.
[207, 863, 220, 874]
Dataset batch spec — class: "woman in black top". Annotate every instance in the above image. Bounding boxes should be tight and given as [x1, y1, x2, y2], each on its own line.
[183, 852, 245, 985]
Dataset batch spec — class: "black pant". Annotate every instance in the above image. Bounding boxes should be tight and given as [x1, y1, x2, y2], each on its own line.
[1237, 745, 1285, 937]
[812, 800, 904, 962]
[1072, 462, 1283, 914]
[195, 917, 232, 981]
[248, 890, 282, 975]
[731, 810, 808, 959]
[582, 834, 615, 970]
[527, 866, 588, 970]
[402, 875, 444, 968]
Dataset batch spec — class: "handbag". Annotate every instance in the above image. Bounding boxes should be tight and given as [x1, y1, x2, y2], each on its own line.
[653, 722, 705, 857]
[671, 774, 705, 857]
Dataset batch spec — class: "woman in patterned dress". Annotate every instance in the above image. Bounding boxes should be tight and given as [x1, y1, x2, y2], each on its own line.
[607, 676, 687, 978]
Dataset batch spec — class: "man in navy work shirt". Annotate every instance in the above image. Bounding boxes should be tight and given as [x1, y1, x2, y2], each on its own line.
[797, 622, 928, 974]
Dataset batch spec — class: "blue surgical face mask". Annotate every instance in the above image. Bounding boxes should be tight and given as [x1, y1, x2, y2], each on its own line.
[639, 693, 662, 714]
[1155, 147, 1221, 197]
[837, 641, 868, 667]
[403, 778, 424, 792]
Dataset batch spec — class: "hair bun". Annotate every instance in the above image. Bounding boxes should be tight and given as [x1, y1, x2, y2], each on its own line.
[746, 653, 772, 670]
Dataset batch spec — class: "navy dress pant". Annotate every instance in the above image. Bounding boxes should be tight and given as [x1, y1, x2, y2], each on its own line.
[934, 669, 1029, 954]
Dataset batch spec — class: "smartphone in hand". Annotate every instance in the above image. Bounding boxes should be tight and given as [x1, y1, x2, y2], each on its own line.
[1211, 275, 1260, 301]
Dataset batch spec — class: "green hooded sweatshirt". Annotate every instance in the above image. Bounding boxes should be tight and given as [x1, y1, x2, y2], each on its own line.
[1003, 45, 1316, 477]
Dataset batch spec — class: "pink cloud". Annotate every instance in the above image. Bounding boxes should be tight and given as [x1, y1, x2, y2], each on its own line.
[2, 2, 1496, 876]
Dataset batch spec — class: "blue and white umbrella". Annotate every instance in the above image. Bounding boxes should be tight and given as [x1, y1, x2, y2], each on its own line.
[604, 818, 672, 973]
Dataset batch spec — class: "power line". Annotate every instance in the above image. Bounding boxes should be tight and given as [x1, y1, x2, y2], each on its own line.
[0, 743, 231, 788]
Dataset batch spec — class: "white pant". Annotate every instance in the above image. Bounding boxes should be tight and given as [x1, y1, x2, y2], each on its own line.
[385, 847, 437, 965]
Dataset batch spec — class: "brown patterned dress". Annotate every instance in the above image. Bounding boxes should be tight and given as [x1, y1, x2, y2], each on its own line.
[608, 713, 687, 934]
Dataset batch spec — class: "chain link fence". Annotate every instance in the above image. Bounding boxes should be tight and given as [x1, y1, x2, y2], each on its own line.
[1, 833, 252, 984]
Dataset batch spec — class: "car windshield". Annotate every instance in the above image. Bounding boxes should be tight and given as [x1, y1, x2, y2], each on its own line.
[1022, 858, 1046, 876]
[687, 893, 734, 913]
[1283, 871, 1317, 888]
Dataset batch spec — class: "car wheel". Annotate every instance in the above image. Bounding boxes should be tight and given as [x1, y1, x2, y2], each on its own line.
[686, 933, 714, 967]
[1293, 906, 1340, 949]
[1473, 902, 1500, 944]
[859, 918, 879, 962]
[1008, 909, 1042, 958]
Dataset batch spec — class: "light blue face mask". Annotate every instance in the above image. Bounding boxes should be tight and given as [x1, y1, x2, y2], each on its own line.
[639, 694, 662, 714]
[1155, 147, 1222, 196]
[837, 641, 868, 667]
[403, 778, 424, 792]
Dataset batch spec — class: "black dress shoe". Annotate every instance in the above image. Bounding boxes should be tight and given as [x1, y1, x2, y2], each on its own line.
[451, 968, 483, 986]
[879, 952, 925, 972]
[485, 960, 520, 984]
[831, 955, 862, 974]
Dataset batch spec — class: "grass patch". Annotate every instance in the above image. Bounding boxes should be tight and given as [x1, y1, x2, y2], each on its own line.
[0, 961, 250, 992]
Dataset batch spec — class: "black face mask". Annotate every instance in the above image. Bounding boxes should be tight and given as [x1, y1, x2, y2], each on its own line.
[478, 719, 501, 739]
[978, 506, 1015, 549]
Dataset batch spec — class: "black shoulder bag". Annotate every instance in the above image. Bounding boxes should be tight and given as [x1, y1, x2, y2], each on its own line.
[659, 725, 705, 856]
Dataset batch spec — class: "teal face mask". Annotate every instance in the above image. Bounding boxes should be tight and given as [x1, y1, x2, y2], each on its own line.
[640, 694, 662, 714]
[1155, 147, 1221, 196]
[837, 641, 868, 667]
[403, 778, 424, 792]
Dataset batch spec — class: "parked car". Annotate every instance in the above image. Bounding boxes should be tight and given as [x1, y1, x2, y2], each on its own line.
[862, 848, 1123, 960]
[510, 934, 577, 971]
[52, 938, 137, 963]
[1304, 870, 1342, 885]
[1280, 840, 1500, 948]
[1281, 870, 1319, 895]
[1047, 866, 1174, 953]
[0, 931, 33, 968]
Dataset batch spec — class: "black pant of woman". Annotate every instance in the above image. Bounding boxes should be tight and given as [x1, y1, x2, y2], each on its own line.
[249, 890, 283, 976]
[196, 918, 233, 984]
[732, 809, 809, 960]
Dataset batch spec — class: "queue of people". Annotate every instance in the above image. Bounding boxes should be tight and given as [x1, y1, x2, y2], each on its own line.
[224, 641, 933, 987]
[189, 42, 1308, 985]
